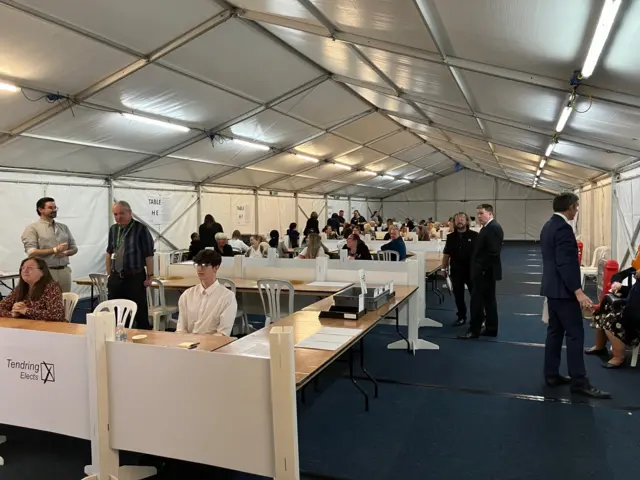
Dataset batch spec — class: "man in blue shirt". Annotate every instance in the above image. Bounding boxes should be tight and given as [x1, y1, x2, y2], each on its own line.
[380, 226, 406, 261]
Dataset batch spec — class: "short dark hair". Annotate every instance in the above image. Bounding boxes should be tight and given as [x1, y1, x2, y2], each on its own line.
[190, 232, 198, 240]
[193, 249, 222, 267]
[553, 192, 579, 212]
[477, 204, 494, 213]
[36, 197, 55, 215]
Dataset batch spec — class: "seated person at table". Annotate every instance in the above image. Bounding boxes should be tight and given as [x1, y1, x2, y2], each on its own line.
[229, 230, 249, 253]
[177, 250, 237, 336]
[363, 223, 373, 237]
[416, 225, 430, 241]
[298, 233, 327, 259]
[268, 230, 290, 257]
[337, 226, 352, 249]
[381, 226, 406, 261]
[382, 219, 394, 231]
[0, 257, 65, 321]
[246, 235, 266, 258]
[323, 225, 338, 239]
[215, 232, 235, 257]
[287, 222, 300, 249]
[327, 213, 341, 234]
[342, 233, 372, 260]
[187, 232, 201, 260]
[586, 268, 640, 368]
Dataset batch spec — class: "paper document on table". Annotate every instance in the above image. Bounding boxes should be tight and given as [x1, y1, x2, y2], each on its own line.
[296, 326, 360, 351]
[307, 281, 352, 287]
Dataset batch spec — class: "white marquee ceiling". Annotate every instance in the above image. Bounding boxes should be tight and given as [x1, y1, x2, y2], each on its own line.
[0, 0, 637, 198]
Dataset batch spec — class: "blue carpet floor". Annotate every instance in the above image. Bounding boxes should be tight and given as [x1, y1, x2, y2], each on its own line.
[3, 243, 640, 479]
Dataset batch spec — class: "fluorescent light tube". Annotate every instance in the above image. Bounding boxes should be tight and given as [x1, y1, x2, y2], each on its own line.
[539, 159, 547, 168]
[582, 0, 623, 78]
[555, 105, 572, 133]
[545, 143, 555, 157]
[334, 163, 351, 170]
[295, 153, 318, 162]
[233, 138, 270, 151]
[397, 179, 410, 183]
[381, 175, 395, 180]
[536, 169, 542, 176]
[122, 113, 190, 132]
[0, 82, 19, 93]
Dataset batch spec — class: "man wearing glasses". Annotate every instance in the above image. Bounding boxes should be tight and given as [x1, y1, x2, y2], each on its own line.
[177, 249, 237, 335]
[21, 197, 78, 292]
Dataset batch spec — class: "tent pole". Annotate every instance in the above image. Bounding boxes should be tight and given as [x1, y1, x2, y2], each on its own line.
[196, 185, 202, 228]
[254, 189, 260, 235]
[611, 173, 617, 261]
[107, 178, 114, 227]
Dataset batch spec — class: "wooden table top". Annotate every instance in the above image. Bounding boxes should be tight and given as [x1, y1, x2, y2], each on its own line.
[217, 285, 417, 387]
[0, 318, 234, 352]
[75, 276, 351, 296]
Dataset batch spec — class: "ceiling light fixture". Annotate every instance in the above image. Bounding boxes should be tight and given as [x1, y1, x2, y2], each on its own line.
[0, 82, 19, 93]
[333, 163, 351, 171]
[232, 138, 271, 151]
[545, 142, 555, 158]
[555, 104, 573, 133]
[536, 169, 542, 176]
[581, 0, 623, 78]
[295, 153, 319, 162]
[381, 175, 395, 180]
[397, 179, 411, 184]
[539, 159, 547, 169]
[121, 113, 190, 133]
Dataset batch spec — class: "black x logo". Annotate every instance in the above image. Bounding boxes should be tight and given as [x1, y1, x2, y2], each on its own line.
[41, 362, 55, 384]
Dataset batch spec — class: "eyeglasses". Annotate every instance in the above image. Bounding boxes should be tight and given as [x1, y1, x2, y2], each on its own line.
[193, 263, 212, 269]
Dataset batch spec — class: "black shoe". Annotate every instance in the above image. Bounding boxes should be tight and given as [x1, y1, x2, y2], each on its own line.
[457, 331, 480, 339]
[570, 384, 612, 399]
[545, 375, 571, 387]
[480, 327, 498, 337]
[452, 317, 466, 326]
[584, 347, 609, 357]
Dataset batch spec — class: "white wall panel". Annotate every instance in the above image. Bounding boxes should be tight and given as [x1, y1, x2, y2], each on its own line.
[437, 201, 467, 221]
[350, 199, 369, 220]
[384, 201, 435, 222]
[328, 198, 349, 217]
[201, 191, 256, 235]
[525, 199, 553, 241]
[258, 194, 295, 236]
[496, 200, 526, 240]
[385, 181, 435, 201]
[298, 196, 327, 228]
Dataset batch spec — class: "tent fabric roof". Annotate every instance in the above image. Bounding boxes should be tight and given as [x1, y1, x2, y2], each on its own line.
[0, 0, 638, 198]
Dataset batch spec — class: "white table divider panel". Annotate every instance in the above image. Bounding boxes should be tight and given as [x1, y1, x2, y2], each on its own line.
[414, 251, 443, 329]
[0, 325, 92, 468]
[269, 326, 300, 480]
[242, 258, 317, 283]
[315, 256, 328, 281]
[323, 239, 440, 253]
[105, 342, 279, 478]
[84, 311, 156, 480]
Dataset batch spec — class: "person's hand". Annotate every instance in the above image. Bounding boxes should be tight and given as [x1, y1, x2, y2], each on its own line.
[144, 275, 154, 287]
[610, 282, 623, 294]
[439, 269, 448, 277]
[55, 251, 67, 258]
[12, 302, 27, 315]
[55, 242, 68, 252]
[576, 291, 593, 310]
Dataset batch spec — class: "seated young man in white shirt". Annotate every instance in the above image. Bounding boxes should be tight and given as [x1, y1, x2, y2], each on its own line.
[177, 249, 238, 336]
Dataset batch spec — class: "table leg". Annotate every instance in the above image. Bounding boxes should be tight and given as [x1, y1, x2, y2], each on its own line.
[90, 284, 95, 311]
[349, 348, 369, 411]
[420, 276, 443, 328]
[359, 338, 378, 398]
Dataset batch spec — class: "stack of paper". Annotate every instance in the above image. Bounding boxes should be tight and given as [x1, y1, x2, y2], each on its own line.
[307, 281, 351, 288]
[296, 327, 361, 351]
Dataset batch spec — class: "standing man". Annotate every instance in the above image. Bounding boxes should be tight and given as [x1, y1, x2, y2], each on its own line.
[106, 200, 155, 330]
[21, 197, 77, 292]
[442, 213, 478, 326]
[337, 210, 346, 227]
[540, 193, 610, 398]
[459, 204, 504, 339]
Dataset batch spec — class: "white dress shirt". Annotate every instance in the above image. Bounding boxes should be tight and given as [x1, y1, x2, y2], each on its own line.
[177, 280, 237, 336]
[229, 238, 249, 253]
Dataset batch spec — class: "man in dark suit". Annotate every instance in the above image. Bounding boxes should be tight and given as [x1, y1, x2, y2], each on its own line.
[540, 193, 610, 398]
[459, 204, 504, 339]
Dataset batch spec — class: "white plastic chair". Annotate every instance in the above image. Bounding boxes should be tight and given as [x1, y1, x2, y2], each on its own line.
[219, 278, 253, 335]
[257, 279, 294, 327]
[88, 273, 108, 303]
[62, 292, 79, 322]
[146, 279, 178, 331]
[377, 250, 400, 261]
[580, 246, 610, 288]
[93, 299, 137, 328]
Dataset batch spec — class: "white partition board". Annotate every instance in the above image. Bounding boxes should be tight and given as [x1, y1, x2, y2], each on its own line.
[107, 342, 275, 477]
[323, 239, 439, 253]
[325, 260, 410, 285]
[0, 329, 90, 439]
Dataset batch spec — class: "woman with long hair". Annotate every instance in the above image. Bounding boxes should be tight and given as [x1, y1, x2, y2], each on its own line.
[0, 257, 65, 321]
[228, 230, 249, 253]
[287, 222, 300, 249]
[342, 233, 372, 260]
[268, 230, 289, 257]
[298, 233, 326, 259]
[303, 211, 320, 237]
[199, 214, 223, 248]
[245, 235, 266, 258]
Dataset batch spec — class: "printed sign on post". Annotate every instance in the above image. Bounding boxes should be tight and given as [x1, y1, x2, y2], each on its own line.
[147, 195, 172, 225]
[236, 204, 251, 226]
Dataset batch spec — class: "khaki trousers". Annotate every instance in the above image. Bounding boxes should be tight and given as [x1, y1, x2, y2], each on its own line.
[50, 266, 72, 293]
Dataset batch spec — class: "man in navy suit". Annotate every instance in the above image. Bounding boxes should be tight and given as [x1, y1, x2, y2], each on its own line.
[541, 193, 610, 398]
[459, 204, 504, 339]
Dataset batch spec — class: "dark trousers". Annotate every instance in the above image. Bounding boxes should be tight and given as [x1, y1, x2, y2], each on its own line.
[107, 272, 150, 330]
[544, 297, 587, 384]
[451, 271, 473, 319]
[469, 272, 498, 334]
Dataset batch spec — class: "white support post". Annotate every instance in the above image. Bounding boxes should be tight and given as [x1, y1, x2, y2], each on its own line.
[84, 311, 156, 480]
[315, 256, 328, 281]
[233, 254, 244, 278]
[196, 184, 202, 228]
[611, 173, 617, 261]
[268, 326, 300, 480]
[387, 256, 440, 353]
[414, 251, 442, 328]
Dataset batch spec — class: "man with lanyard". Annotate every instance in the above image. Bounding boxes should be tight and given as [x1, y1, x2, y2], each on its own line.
[22, 197, 78, 292]
[441, 212, 478, 326]
[106, 200, 155, 330]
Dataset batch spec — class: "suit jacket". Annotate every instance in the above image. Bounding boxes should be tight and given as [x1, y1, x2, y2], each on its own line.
[471, 219, 504, 280]
[540, 214, 581, 299]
